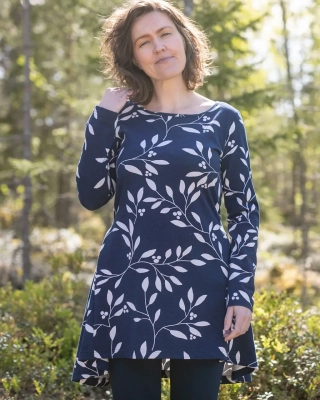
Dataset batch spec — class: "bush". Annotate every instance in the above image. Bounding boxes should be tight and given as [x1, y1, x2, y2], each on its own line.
[0, 271, 319, 399]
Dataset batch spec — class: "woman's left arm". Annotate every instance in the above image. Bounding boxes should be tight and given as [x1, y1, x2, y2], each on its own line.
[220, 107, 260, 313]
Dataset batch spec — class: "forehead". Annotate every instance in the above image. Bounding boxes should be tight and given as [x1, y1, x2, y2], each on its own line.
[131, 11, 175, 38]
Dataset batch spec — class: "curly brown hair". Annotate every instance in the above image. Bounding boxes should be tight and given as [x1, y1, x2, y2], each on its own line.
[99, 0, 212, 105]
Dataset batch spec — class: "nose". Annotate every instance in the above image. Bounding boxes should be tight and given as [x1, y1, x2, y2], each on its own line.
[153, 39, 166, 54]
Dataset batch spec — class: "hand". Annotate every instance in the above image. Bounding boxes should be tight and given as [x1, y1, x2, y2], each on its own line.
[98, 87, 133, 113]
[223, 305, 252, 342]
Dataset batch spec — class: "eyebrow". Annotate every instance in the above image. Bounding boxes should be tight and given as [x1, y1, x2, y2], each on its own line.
[134, 26, 173, 44]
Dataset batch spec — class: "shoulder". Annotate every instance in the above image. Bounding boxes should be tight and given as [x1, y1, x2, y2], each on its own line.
[216, 101, 242, 119]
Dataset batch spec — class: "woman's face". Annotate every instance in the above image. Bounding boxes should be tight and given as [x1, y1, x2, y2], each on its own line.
[131, 11, 187, 83]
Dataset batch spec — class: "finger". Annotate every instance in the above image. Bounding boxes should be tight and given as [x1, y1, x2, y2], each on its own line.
[224, 315, 246, 341]
[223, 307, 233, 335]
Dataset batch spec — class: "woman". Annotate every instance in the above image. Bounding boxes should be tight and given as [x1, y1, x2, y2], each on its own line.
[71, 0, 260, 399]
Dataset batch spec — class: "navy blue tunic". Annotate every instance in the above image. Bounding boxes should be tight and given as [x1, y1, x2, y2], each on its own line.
[71, 100, 260, 386]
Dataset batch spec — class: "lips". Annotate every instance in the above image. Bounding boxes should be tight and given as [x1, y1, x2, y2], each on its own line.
[155, 56, 173, 64]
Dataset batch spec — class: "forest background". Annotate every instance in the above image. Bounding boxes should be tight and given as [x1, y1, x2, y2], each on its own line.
[0, 0, 320, 399]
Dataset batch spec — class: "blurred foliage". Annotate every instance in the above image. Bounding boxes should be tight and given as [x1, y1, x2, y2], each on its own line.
[0, 265, 319, 399]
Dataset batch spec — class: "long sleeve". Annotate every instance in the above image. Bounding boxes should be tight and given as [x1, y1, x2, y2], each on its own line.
[220, 106, 260, 311]
[76, 105, 122, 210]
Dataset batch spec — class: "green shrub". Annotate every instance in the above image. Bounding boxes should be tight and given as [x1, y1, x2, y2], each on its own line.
[0, 271, 319, 399]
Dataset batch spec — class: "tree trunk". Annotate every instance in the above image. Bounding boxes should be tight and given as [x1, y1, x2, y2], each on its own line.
[21, 0, 32, 284]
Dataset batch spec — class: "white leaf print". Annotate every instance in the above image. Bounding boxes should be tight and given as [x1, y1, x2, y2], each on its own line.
[194, 321, 210, 326]
[194, 295, 207, 307]
[186, 171, 204, 177]
[171, 220, 187, 227]
[142, 277, 149, 292]
[134, 318, 142, 322]
[88, 123, 94, 135]
[119, 115, 132, 121]
[137, 110, 153, 115]
[196, 141, 203, 152]
[116, 221, 129, 232]
[189, 327, 202, 337]
[197, 176, 208, 186]
[246, 188, 252, 201]
[93, 108, 97, 119]
[151, 134, 158, 144]
[148, 293, 157, 305]
[134, 236, 140, 251]
[215, 203, 220, 212]
[155, 275, 162, 291]
[236, 351, 240, 364]
[143, 197, 158, 202]
[146, 163, 158, 174]
[251, 204, 256, 211]
[181, 127, 200, 133]
[219, 347, 228, 357]
[188, 287, 194, 303]
[94, 288, 101, 295]
[174, 266, 188, 272]
[136, 268, 149, 273]
[127, 190, 134, 203]
[229, 121, 235, 135]
[190, 191, 201, 204]
[230, 263, 242, 270]
[203, 125, 214, 132]
[84, 139, 87, 150]
[160, 208, 171, 213]
[122, 105, 134, 114]
[166, 185, 173, 198]
[229, 339, 234, 352]
[94, 178, 105, 189]
[182, 246, 192, 257]
[114, 342, 122, 354]
[137, 187, 143, 202]
[179, 298, 186, 312]
[146, 178, 157, 191]
[97, 279, 109, 286]
[236, 197, 243, 206]
[140, 341, 147, 358]
[240, 173, 245, 182]
[211, 119, 220, 127]
[127, 302, 136, 311]
[234, 255, 247, 260]
[191, 259, 206, 266]
[141, 249, 156, 258]
[191, 212, 201, 223]
[179, 180, 185, 194]
[182, 148, 198, 156]
[94, 350, 101, 358]
[165, 279, 173, 292]
[201, 253, 214, 260]
[95, 157, 107, 163]
[114, 277, 122, 288]
[81, 374, 92, 379]
[244, 234, 249, 241]
[114, 309, 123, 317]
[114, 294, 124, 307]
[236, 235, 242, 244]
[110, 326, 116, 340]
[129, 219, 134, 235]
[126, 205, 134, 213]
[183, 352, 190, 359]
[124, 164, 143, 175]
[133, 351, 136, 358]
[76, 167, 80, 178]
[208, 147, 212, 160]
[149, 159, 169, 165]
[154, 309, 161, 322]
[176, 246, 181, 257]
[107, 290, 113, 306]
[194, 232, 206, 243]
[169, 276, 182, 285]
[224, 145, 238, 157]
[229, 272, 240, 280]
[85, 324, 94, 333]
[188, 182, 195, 194]
[225, 178, 230, 188]
[218, 242, 222, 254]
[241, 158, 248, 166]
[167, 116, 172, 122]
[246, 243, 255, 247]
[169, 330, 188, 339]
[240, 277, 251, 283]
[156, 140, 172, 147]
[239, 290, 251, 303]
[122, 234, 131, 248]
[151, 201, 162, 209]
[147, 119, 156, 122]
[149, 350, 162, 358]
[221, 266, 228, 277]
[165, 249, 172, 258]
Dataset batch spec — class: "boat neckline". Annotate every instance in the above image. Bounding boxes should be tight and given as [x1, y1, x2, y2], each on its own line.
[133, 101, 219, 117]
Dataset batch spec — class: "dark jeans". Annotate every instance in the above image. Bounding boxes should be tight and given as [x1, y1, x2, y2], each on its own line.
[109, 358, 224, 400]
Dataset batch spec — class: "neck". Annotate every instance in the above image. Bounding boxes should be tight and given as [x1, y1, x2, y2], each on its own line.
[146, 76, 196, 113]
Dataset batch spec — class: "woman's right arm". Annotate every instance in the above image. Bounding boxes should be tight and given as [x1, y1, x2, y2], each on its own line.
[76, 88, 132, 210]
